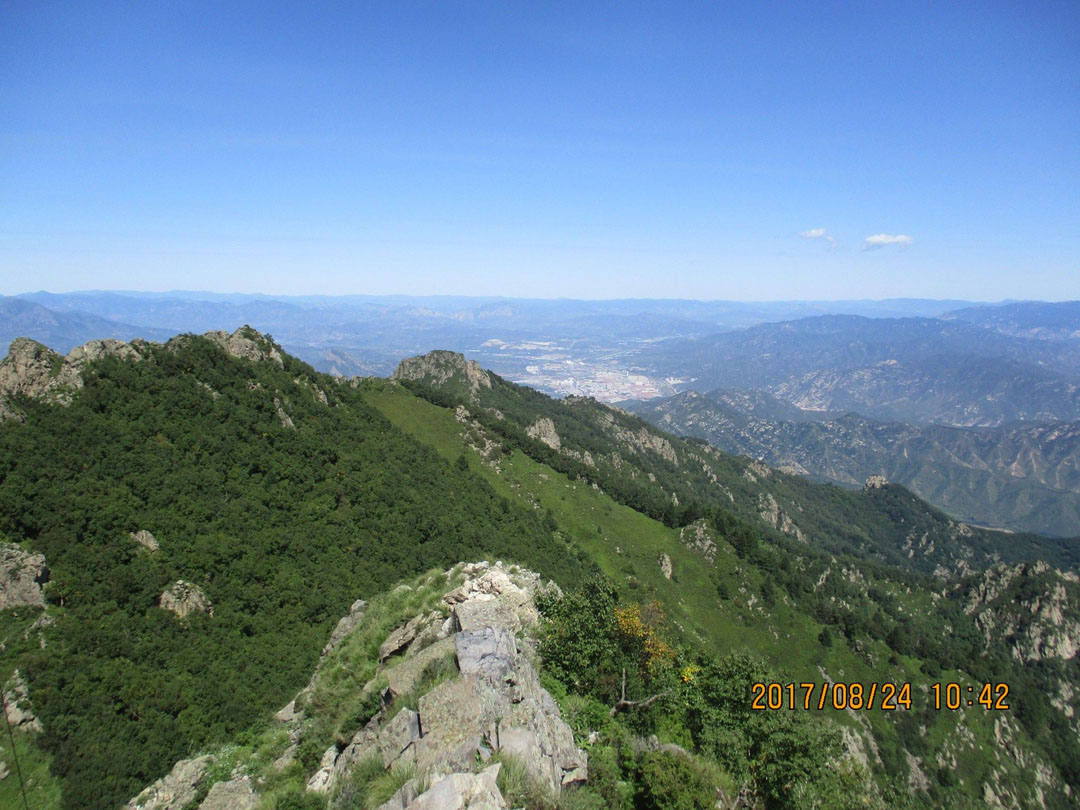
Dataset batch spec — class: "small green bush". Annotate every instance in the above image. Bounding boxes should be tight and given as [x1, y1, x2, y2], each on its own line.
[635, 751, 716, 810]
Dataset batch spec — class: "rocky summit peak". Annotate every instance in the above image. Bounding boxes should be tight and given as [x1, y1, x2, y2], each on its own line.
[391, 350, 492, 402]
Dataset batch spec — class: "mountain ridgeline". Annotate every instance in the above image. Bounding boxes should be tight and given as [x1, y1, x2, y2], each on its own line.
[626, 390, 1080, 538]
[0, 334, 1078, 810]
[637, 315, 1080, 427]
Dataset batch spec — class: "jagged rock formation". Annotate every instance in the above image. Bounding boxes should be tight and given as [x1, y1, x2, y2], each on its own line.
[0, 327, 287, 422]
[864, 475, 889, 490]
[3, 670, 42, 733]
[201, 328, 284, 367]
[127, 562, 581, 810]
[757, 492, 807, 543]
[960, 562, 1080, 664]
[125, 756, 213, 810]
[0, 542, 48, 609]
[679, 520, 718, 562]
[392, 351, 492, 402]
[658, 553, 672, 580]
[303, 562, 582, 802]
[526, 417, 561, 450]
[0, 336, 137, 420]
[159, 581, 213, 619]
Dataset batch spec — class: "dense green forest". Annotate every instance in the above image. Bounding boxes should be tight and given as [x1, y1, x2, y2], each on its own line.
[0, 334, 586, 809]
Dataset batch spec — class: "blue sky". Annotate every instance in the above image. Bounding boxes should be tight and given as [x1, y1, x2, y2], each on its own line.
[1, 1, 1077, 300]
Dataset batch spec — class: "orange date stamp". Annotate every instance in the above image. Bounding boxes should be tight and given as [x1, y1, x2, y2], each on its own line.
[750, 682, 1010, 711]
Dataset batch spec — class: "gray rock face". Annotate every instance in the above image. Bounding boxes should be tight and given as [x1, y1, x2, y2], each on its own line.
[130, 530, 160, 553]
[323, 598, 367, 658]
[159, 581, 212, 618]
[124, 755, 211, 810]
[526, 417, 561, 451]
[305, 562, 583, 800]
[0, 337, 145, 420]
[201, 328, 284, 368]
[0, 542, 48, 609]
[407, 764, 505, 810]
[391, 351, 492, 402]
[198, 776, 258, 810]
[3, 670, 42, 733]
[658, 553, 672, 580]
[679, 520, 717, 562]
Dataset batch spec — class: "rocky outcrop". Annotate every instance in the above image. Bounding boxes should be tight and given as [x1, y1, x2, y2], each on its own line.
[864, 474, 889, 490]
[197, 776, 258, 810]
[159, 581, 213, 619]
[130, 530, 160, 553]
[124, 755, 211, 810]
[961, 562, 1080, 664]
[526, 417, 561, 451]
[658, 553, 672, 580]
[0, 327, 289, 422]
[323, 598, 367, 658]
[757, 492, 807, 543]
[304, 562, 581, 802]
[3, 670, 42, 733]
[0, 542, 48, 609]
[679, 520, 717, 562]
[273, 397, 296, 429]
[391, 351, 492, 402]
[0, 337, 140, 420]
[200, 327, 284, 368]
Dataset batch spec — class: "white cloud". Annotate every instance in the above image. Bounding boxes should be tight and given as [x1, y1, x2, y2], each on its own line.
[799, 228, 836, 248]
[863, 233, 913, 250]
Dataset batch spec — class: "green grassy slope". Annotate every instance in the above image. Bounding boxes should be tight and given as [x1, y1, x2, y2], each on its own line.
[359, 378, 1070, 808]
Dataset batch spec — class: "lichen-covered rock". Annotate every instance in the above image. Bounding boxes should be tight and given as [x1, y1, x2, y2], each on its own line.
[0, 542, 48, 609]
[159, 581, 212, 618]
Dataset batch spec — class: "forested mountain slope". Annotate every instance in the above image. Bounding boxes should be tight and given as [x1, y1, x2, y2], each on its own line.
[626, 390, 1080, 537]
[0, 335, 1078, 810]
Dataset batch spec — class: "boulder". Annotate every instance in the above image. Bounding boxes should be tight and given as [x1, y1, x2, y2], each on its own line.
[406, 764, 506, 810]
[159, 581, 212, 618]
[378, 708, 422, 766]
[0, 542, 48, 609]
[130, 530, 160, 552]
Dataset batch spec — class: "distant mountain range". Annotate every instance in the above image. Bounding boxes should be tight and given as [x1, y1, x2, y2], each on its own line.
[943, 300, 1080, 341]
[637, 314, 1080, 427]
[628, 389, 1080, 537]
